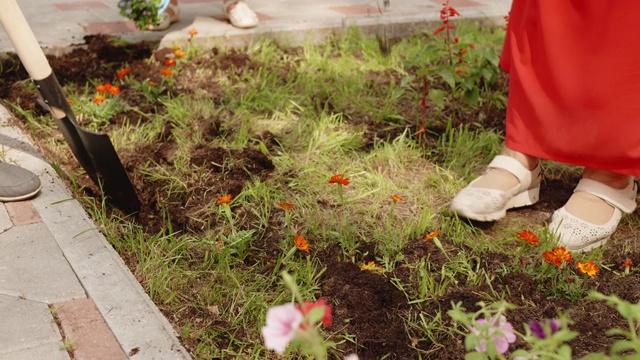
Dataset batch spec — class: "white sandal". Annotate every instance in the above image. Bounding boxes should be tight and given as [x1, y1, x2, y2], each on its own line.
[146, 3, 180, 31]
[550, 178, 637, 252]
[449, 155, 541, 221]
[224, 1, 259, 29]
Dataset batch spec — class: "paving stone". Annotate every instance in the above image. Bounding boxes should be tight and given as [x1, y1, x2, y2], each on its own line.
[0, 294, 65, 355]
[0, 341, 71, 360]
[54, 298, 127, 360]
[0, 204, 12, 235]
[0, 223, 85, 303]
[5, 201, 41, 225]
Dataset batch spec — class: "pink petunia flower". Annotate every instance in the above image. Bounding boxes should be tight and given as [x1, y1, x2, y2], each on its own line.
[470, 315, 516, 354]
[261, 303, 304, 354]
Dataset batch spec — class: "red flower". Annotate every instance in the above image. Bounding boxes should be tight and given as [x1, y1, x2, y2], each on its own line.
[328, 174, 349, 186]
[517, 230, 539, 246]
[117, 67, 131, 80]
[296, 298, 332, 327]
[164, 59, 177, 67]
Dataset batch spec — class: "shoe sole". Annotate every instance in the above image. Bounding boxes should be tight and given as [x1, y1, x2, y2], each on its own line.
[451, 185, 540, 222]
[565, 237, 609, 253]
[0, 185, 42, 202]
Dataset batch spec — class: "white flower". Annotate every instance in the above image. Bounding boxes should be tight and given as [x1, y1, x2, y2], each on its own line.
[261, 303, 304, 354]
[345, 354, 360, 360]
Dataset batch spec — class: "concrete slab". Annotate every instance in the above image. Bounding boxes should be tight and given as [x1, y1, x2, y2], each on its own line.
[0, 294, 66, 355]
[0, 341, 71, 360]
[0, 204, 12, 235]
[0, 222, 86, 303]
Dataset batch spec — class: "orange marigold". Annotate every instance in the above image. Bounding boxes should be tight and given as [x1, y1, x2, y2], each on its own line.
[174, 50, 186, 58]
[391, 194, 403, 202]
[117, 67, 131, 80]
[217, 194, 232, 205]
[328, 174, 349, 186]
[278, 201, 293, 211]
[622, 259, 634, 269]
[106, 85, 121, 95]
[160, 67, 173, 77]
[424, 229, 441, 241]
[542, 251, 562, 267]
[294, 233, 309, 252]
[93, 95, 106, 104]
[360, 261, 384, 272]
[188, 28, 198, 36]
[577, 261, 600, 277]
[517, 229, 539, 246]
[164, 59, 177, 67]
[96, 84, 107, 93]
[553, 247, 572, 263]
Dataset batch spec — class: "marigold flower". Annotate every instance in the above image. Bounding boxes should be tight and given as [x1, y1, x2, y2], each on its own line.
[391, 194, 403, 202]
[424, 229, 441, 241]
[278, 202, 293, 211]
[173, 45, 182, 51]
[577, 261, 600, 277]
[117, 67, 131, 80]
[328, 173, 349, 186]
[622, 258, 634, 269]
[96, 84, 106, 93]
[160, 67, 173, 77]
[517, 229, 539, 246]
[164, 59, 176, 67]
[93, 95, 106, 104]
[360, 261, 384, 272]
[174, 50, 186, 58]
[542, 251, 562, 267]
[217, 194, 232, 205]
[296, 298, 332, 327]
[188, 28, 198, 36]
[553, 247, 572, 263]
[106, 85, 121, 95]
[148, 80, 155, 87]
[294, 234, 309, 252]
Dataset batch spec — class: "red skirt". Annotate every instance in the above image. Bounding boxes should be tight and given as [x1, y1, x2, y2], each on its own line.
[501, 1, 640, 177]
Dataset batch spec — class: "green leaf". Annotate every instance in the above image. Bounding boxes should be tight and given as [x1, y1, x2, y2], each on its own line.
[463, 87, 479, 105]
[438, 68, 456, 89]
[428, 89, 446, 108]
[464, 352, 487, 360]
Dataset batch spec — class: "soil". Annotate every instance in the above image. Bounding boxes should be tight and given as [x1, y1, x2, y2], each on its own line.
[2, 35, 640, 359]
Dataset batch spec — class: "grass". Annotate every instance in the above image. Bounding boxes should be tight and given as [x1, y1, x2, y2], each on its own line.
[7, 16, 640, 360]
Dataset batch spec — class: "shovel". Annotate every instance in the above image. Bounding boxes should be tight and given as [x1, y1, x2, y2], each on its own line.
[0, 0, 141, 213]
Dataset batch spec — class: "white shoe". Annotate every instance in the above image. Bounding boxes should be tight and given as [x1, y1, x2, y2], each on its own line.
[450, 155, 541, 221]
[550, 178, 637, 252]
[224, 1, 259, 29]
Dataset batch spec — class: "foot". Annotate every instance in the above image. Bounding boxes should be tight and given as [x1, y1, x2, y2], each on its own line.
[449, 155, 542, 221]
[550, 177, 637, 252]
[224, 1, 259, 29]
[0, 162, 41, 202]
[146, 3, 180, 31]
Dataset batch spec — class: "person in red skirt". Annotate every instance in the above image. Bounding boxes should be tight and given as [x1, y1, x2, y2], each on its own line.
[450, 2, 639, 252]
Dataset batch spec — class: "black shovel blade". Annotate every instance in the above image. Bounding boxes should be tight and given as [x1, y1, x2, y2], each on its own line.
[35, 74, 140, 214]
[74, 123, 141, 213]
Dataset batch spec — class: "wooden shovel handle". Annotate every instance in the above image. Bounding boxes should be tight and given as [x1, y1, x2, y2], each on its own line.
[0, 0, 53, 80]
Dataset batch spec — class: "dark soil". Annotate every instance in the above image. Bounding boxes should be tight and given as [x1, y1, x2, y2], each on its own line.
[2, 34, 640, 359]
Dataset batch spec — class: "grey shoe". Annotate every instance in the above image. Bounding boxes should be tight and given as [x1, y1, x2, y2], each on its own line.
[0, 162, 41, 202]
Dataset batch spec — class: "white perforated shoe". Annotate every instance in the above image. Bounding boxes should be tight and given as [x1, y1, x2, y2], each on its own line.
[450, 155, 541, 221]
[549, 178, 637, 253]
